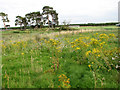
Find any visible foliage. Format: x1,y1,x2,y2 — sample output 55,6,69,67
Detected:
42,6,58,28
15,16,28,30
25,11,42,28
0,12,10,29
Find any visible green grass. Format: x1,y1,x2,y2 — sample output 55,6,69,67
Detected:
72,25,118,30
1,26,120,88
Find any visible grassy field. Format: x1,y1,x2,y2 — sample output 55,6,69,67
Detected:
1,26,120,88
72,25,118,30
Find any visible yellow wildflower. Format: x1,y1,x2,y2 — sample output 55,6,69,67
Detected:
88,65,91,68
85,37,89,40
76,47,80,50
92,62,94,64
71,46,74,48
71,42,74,44
66,80,70,84
99,33,109,40
64,84,67,86
92,48,100,54
86,51,91,56
58,50,61,52
21,53,24,55
75,39,79,42
59,75,62,78
98,54,100,57
90,38,99,46
109,34,115,38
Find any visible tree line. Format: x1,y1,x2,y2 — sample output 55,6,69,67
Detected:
69,22,118,26
0,6,59,30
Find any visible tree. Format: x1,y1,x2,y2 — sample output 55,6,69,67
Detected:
22,17,27,30
55,13,59,25
42,6,53,28
0,12,9,30
25,13,32,27
51,10,59,28
15,16,27,30
32,11,42,28
42,6,59,28
50,10,56,28
25,11,42,28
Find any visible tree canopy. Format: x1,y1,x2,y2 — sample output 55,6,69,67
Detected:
0,12,9,29
14,6,59,30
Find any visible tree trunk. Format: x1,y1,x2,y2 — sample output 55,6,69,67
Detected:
52,15,54,28
20,25,22,30
47,14,50,28
24,24,26,30
2,16,7,30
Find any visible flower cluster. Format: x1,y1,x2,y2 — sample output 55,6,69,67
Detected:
85,51,91,57
86,48,100,57
58,74,71,88
56,46,62,52
109,34,116,38
49,39,61,46
71,37,89,50
99,33,109,41
90,38,99,47
99,41,106,48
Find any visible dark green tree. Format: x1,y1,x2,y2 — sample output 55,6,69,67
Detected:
0,12,9,30
42,6,53,28
25,11,42,28
50,10,59,28
15,16,27,30
25,13,32,27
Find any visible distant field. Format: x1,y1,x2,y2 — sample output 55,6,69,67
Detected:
71,25,118,30
1,26,120,88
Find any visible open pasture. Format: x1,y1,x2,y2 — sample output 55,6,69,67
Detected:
1,26,120,88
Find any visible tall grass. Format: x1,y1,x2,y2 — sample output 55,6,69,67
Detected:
1,28,119,88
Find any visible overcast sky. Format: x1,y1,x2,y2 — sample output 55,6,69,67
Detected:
0,0,119,27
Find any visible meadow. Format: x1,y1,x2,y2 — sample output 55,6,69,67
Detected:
1,26,120,88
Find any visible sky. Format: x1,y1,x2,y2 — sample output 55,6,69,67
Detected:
0,0,119,27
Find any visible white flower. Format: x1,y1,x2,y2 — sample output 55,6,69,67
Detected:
112,57,115,60
116,65,118,68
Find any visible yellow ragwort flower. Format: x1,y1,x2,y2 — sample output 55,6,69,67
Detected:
66,80,70,84
59,75,62,78
64,84,68,86
21,53,24,55
88,65,91,68
92,62,94,64
76,47,80,50
98,54,100,57
86,51,91,56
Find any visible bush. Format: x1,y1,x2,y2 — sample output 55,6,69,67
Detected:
13,31,20,33
59,26,72,30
